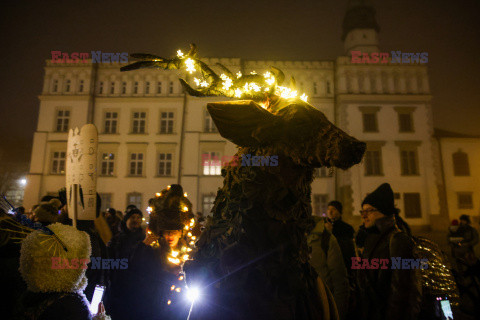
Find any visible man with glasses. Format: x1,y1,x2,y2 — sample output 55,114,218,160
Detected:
355,183,421,320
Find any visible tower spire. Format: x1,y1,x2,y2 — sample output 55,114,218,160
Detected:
342,0,380,54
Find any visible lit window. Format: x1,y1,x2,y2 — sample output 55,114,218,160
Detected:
127,192,142,209
313,194,329,216
202,194,216,215
160,112,174,134
129,153,144,176
104,112,118,134
132,112,146,134
56,110,70,132
202,152,221,175
158,153,173,176
101,153,115,176
51,151,66,174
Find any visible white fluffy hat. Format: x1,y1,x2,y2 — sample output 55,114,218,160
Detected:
19,222,91,293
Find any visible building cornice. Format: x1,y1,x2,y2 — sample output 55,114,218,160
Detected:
336,94,432,103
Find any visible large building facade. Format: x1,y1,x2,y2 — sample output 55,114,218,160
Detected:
24,1,469,229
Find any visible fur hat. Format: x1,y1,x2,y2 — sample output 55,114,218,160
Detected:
34,204,59,224
19,223,91,293
362,183,398,216
149,184,193,235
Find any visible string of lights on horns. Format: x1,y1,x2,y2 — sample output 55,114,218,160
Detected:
176,49,308,106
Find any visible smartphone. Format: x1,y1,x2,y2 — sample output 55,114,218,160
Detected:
89,285,105,314
436,297,453,319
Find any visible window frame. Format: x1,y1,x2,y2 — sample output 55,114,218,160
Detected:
55,109,70,132
131,111,147,134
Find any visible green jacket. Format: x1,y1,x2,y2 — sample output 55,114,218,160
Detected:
308,217,349,320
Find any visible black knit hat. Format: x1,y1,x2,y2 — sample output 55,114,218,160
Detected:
123,208,143,223
327,201,343,214
362,183,398,216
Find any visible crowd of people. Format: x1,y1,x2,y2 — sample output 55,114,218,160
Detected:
0,182,479,319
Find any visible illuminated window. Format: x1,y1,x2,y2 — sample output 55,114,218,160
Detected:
127,192,142,209
202,194,216,215
202,152,221,175
51,151,66,174
99,193,112,212
313,194,329,216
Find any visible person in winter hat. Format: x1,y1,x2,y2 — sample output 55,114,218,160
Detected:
33,203,58,225
355,183,421,320
15,222,110,320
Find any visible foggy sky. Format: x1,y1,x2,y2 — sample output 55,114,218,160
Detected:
1,0,479,164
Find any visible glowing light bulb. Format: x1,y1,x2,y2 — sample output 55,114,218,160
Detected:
189,241,195,246
175,287,181,292
184,192,188,197
167,300,171,305
236,71,242,78
191,236,196,240
167,185,171,190
234,88,242,98
185,58,196,74
300,93,308,102
171,250,179,258
178,276,184,281
155,192,161,197
171,285,175,291
193,78,201,86
187,248,192,252
147,206,153,213
177,50,184,58
183,206,189,212
184,225,189,230
250,71,257,75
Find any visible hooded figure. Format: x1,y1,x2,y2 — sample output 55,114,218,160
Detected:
356,183,421,320
15,223,110,320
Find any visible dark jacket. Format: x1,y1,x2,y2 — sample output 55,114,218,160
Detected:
356,216,422,320
103,228,145,319
331,218,356,270
15,291,92,320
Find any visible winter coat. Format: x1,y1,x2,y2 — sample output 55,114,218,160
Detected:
15,291,92,320
356,216,422,320
308,217,349,320
120,242,189,320
331,218,356,271
103,228,145,319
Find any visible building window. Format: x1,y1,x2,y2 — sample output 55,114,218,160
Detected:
145,82,150,94
364,149,383,176
99,193,112,212
204,110,217,133
158,153,173,176
104,112,118,134
362,113,378,132
314,167,333,178
55,110,70,132
65,80,71,92
202,194,216,215
79,80,84,93
202,152,221,175
313,82,318,95
52,80,58,92
51,151,66,174
313,194,329,216
169,81,174,94
326,81,331,94
110,82,115,94
132,112,146,134
127,192,142,210
129,153,144,176
398,113,414,132
133,81,138,94
400,149,419,175
121,81,126,94
404,193,421,218
457,192,473,209
157,82,162,94
452,151,470,176
98,82,104,94
101,153,115,176
160,112,174,134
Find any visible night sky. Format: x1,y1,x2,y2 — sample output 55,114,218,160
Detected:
1,0,479,164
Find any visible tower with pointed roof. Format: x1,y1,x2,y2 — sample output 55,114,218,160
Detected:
342,0,380,54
